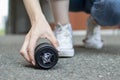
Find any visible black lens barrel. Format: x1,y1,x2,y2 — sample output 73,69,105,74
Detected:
35,43,58,69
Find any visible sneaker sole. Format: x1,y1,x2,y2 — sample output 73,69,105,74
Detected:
58,48,74,58
84,42,103,49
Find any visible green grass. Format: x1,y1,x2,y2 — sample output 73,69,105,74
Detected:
0,29,5,36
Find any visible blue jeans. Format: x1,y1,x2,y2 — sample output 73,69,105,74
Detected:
69,0,120,26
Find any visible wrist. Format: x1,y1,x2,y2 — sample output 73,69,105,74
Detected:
31,16,49,28
31,14,46,24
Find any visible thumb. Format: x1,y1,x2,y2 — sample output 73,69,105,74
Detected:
46,33,59,49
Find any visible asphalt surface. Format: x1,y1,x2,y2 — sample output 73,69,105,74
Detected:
0,35,120,80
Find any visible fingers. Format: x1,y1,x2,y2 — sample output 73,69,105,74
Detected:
20,33,38,66
27,35,38,65
20,35,31,62
20,49,30,62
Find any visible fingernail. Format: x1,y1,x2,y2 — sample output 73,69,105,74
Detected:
32,61,35,66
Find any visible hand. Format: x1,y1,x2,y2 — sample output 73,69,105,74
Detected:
20,21,58,65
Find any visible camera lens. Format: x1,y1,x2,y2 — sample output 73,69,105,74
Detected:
35,43,58,69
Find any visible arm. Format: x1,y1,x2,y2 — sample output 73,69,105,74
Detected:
23,0,45,24
20,0,58,65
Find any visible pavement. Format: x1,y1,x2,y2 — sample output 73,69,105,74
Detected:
0,35,120,80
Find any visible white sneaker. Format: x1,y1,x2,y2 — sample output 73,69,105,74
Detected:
54,23,74,57
83,16,103,49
